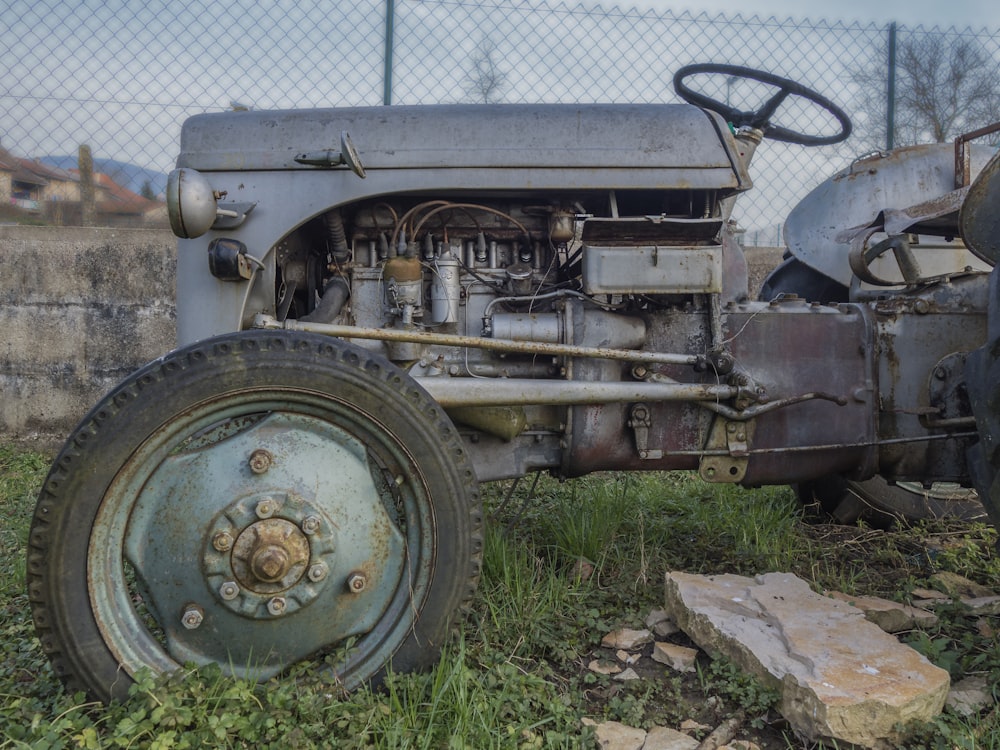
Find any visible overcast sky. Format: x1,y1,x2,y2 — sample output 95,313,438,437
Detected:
637,0,999,28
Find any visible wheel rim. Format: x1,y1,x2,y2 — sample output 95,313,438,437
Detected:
88,386,434,689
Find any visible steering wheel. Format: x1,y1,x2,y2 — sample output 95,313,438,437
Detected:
673,63,852,146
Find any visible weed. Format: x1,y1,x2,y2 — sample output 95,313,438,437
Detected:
4,444,1000,749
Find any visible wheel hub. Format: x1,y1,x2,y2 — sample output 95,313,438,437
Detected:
201,491,338,618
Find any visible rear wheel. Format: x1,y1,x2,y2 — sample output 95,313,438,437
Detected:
28,331,481,702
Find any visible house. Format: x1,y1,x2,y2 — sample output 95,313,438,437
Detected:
1,145,79,211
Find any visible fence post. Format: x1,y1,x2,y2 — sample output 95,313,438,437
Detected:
886,21,897,150
383,0,395,105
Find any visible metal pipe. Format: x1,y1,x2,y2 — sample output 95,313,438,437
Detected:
382,0,395,105
414,377,738,407
886,22,896,151
253,314,702,366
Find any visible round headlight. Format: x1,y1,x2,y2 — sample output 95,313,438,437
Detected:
166,168,219,239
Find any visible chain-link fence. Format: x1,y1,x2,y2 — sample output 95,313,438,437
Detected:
2,0,998,237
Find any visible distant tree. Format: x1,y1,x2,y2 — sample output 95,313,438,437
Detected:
140,179,156,200
465,38,508,104
851,31,1000,149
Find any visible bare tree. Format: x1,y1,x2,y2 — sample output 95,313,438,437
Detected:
851,31,1000,149
466,38,509,104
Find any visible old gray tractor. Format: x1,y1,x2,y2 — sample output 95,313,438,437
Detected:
28,64,1000,701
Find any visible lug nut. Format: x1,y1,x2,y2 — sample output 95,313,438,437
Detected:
248,449,273,474
212,531,234,552
181,604,204,630
255,498,276,519
346,572,368,593
219,581,240,600
267,597,287,616
301,515,321,535
308,562,328,582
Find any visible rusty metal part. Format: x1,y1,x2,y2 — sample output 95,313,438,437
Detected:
960,147,1000,266
248,448,273,474
346,572,368,594
253,314,702,367
954,121,1000,188
628,404,662,460
181,604,204,630
699,418,756,483
231,518,310,593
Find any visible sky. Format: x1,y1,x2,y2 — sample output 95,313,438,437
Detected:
637,0,999,28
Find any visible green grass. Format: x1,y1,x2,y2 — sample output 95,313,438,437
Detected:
3,445,1000,748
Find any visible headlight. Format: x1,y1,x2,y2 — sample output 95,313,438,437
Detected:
166,168,219,239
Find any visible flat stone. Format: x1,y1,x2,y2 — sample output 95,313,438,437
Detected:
958,595,1000,615
929,571,996,599
651,641,699,672
602,628,654,650
664,571,950,748
616,649,640,664
946,675,994,717
643,725,700,750
679,719,711,732
586,719,645,750
588,658,622,675
911,587,951,602
613,667,641,681
645,609,680,638
825,590,938,631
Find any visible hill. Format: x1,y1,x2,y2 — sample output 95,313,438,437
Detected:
39,156,168,199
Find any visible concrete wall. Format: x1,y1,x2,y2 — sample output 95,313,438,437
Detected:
0,225,176,449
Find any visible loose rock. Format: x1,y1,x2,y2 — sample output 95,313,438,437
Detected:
646,608,681,638
602,628,654,650
929,571,996,599
947,675,994,717
588,658,622,675
664,571,950,748
651,641,699,672
613,667,641,681
585,719,646,750
644,725,700,750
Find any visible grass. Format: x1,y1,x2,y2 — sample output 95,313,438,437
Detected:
2,442,1000,747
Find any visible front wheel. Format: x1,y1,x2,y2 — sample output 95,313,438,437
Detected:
28,331,482,702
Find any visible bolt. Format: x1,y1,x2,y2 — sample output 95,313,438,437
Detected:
212,531,234,552
219,581,240,600
301,515,321,535
935,367,948,381
181,604,204,629
914,299,931,314
736,432,746,442
308,562,328,582
267,597,287,616
346,572,368,593
249,449,273,474
705,467,716,478
726,423,737,433
255,498,276,519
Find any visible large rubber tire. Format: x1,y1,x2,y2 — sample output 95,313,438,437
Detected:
761,258,983,526
27,331,482,702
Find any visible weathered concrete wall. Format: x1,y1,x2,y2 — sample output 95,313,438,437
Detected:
0,225,176,449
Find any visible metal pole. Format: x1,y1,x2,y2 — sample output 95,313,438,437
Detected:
886,22,897,150
383,0,395,105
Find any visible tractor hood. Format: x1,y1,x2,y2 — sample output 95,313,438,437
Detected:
176,103,750,192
